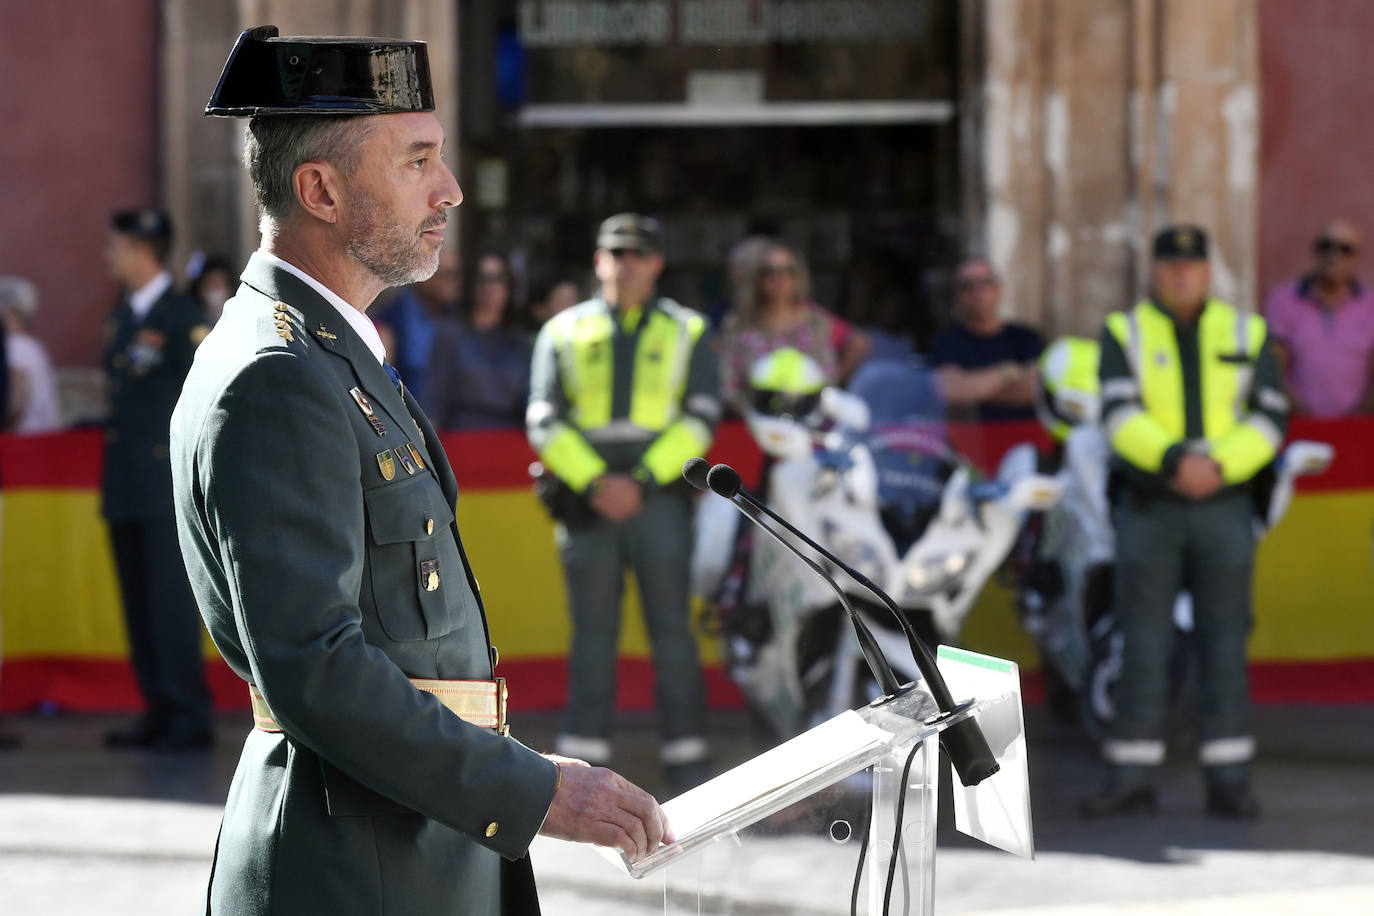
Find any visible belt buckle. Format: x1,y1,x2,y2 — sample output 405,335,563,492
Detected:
495,677,509,736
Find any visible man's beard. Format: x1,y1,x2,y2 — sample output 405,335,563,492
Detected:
345,187,444,286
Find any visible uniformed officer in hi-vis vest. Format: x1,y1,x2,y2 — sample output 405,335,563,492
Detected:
528,214,721,795
1082,225,1289,819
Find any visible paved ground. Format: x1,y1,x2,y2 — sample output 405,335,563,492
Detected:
1,701,1371,914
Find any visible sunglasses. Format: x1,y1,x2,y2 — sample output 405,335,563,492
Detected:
760,264,797,277
607,247,649,260
1315,237,1357,257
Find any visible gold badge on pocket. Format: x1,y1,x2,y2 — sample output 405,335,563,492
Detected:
420,559,440,592
376,450,396,481
395,446,416,475
406,442,426,470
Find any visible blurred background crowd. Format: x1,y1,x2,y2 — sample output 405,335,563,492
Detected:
1,0,1372,806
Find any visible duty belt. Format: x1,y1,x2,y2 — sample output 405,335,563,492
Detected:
250,678,509,735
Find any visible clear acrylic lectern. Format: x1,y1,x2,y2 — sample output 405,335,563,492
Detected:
579,646,1034,915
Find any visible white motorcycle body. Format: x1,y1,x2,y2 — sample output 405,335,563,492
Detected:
691,387,1062,733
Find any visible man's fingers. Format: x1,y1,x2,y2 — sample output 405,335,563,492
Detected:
538,764,670,860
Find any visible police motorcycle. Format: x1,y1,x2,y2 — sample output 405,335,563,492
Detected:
691,349,1061,737
1005,336,1334,733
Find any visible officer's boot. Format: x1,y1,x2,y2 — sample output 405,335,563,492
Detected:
1204,764,1260,819
1079,765,1159,818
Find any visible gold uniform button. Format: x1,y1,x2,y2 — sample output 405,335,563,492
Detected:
485,822,499,837
426,518,434,535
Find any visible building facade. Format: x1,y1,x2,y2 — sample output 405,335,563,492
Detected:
0,0,1368,371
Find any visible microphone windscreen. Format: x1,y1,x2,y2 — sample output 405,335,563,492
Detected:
706,463,743,498
682,457,711,491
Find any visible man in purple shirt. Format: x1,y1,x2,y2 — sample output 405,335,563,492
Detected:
1264,219,1374,417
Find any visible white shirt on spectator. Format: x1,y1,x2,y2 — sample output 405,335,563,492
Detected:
6,331,60,433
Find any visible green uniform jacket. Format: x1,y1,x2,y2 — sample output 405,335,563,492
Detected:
170,254,558,915
102,286,206,521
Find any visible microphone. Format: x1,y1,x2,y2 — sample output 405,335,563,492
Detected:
683,455,712,492
686,458,1000,787
686,459,902,697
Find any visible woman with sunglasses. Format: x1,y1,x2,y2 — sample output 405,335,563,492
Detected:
718,239,870,414
426,251,534,430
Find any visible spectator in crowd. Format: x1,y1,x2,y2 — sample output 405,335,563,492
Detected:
372,240,460,411
426,251,533,430
528,213,720,794
719,238,871,413
0,276,60,433
528,273,580,327
101,207,213,751
186,253,237,325
1264,219,1374,417
929,257,1043,421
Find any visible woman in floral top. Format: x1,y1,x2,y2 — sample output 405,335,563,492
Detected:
718,239,871,414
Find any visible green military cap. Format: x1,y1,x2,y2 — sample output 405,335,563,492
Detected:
596,213,662,253
205,25,434,117
1152,224,1209,261
112,207,172,243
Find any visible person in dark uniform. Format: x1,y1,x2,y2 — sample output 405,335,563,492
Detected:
1082,225,1289,819
176,27,670,915
102,207,213,750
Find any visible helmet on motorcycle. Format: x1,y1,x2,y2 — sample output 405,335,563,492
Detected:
748,347,826,420
1036,336,1100,441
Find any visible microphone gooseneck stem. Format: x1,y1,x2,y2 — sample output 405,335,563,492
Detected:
729,497,904,698
732,487,957,713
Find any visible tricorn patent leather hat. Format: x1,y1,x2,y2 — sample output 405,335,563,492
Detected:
206,25,434,117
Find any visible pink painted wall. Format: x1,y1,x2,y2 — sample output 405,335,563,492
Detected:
1259,0,1374,300
0,2,160,366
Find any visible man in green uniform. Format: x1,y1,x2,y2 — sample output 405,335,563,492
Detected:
175,27,670,914
102,207,213,750
528,214,720,795
1082,225,1289,819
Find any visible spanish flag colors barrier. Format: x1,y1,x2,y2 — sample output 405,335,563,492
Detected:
1,419,1371,714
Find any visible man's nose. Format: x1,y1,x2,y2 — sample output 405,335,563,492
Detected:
434,160,463,209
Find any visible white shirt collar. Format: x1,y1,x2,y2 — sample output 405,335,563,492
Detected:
257,250,386,365
127,271,172,321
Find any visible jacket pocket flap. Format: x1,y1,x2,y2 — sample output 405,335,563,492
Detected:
364,475,453,545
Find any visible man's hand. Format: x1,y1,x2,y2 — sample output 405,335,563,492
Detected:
538,756,675,862
990,362,1037,407
1171,453,1224,499
588,474,643,521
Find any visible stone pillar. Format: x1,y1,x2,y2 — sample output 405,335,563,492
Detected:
974,0,1259,337
161,0,460,272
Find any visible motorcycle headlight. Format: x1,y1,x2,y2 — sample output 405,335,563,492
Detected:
906,552,973,596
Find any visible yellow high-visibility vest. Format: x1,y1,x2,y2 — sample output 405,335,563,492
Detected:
1104,299,1278,483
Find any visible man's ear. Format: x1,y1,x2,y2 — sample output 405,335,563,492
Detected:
293,161,343,225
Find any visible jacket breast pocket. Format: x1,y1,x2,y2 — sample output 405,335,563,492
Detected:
363,475,461,642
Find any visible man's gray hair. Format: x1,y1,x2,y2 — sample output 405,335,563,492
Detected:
244,115,374,225
0,275,38,320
